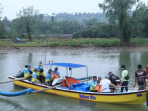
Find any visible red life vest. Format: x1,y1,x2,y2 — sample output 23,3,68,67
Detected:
51,73,59,80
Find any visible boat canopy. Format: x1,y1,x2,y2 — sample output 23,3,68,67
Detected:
45,63,86,68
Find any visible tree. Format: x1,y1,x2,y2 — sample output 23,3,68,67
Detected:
0,4,2,20
0,4,7,39
99,0,141,44
142,9,148,37
16,6,39,41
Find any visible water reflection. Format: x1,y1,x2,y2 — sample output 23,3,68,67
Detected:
0,51,148,111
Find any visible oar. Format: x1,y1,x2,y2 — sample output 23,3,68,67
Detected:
33,86,56,93
0,78,25,84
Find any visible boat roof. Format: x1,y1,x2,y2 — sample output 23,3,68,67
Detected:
45,63,86,68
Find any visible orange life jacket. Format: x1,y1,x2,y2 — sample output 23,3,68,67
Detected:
95,85,102,93
51,73,59,80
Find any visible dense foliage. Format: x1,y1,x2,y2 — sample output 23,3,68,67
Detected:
0,1,148,42
73,24,119,38
99,0,147,43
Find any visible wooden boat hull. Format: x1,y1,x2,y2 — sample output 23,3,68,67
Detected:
8,76,148,105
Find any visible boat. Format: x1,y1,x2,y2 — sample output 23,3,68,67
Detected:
7,63,148,105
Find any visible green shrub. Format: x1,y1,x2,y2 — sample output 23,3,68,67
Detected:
49,42,59,47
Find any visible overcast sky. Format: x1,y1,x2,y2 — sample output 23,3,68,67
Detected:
0,0,148,20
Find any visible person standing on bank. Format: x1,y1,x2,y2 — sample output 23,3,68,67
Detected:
120,65,129,92
133,64,146,90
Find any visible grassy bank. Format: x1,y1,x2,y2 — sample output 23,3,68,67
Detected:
0,38,148,47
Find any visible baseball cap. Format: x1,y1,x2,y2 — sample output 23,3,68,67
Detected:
98,76,102,79
105,75,109,78
39,61,42,64
34,68,37,71
108,72,112,75
27,64,31,67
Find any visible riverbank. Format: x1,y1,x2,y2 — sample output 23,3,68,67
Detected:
0,38,148,47
1,38,148,53
1,45,148,54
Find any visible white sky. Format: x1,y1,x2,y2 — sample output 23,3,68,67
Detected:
0,0,148,20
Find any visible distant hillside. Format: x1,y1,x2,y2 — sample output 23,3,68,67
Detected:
43,12,107,23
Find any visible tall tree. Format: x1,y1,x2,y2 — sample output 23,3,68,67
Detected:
0,4,2,20
16,6,39,41
0,4,7,39
99,0,141,44
142,8,148,37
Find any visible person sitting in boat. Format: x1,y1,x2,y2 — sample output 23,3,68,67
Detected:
37,69,45,83
144,65,148,89
133,64,147,90
31,68,40,83
99,76,117,93
90,76,97,92
52,67,60,78
108,72,120,93
24,64,33,81
95,76,102,93
22,65,28,73
16,65,28,78
36,61,43,72
46,69,54,86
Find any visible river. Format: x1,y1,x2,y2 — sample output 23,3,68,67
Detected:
0,50,148,111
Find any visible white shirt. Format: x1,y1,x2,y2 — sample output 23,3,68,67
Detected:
100,79,111,92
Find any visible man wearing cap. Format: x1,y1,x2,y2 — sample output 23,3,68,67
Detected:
99,76,117,93
31,68,39,83
24,64,33,81
46,69,54,86
108,72,120,92
121,65,129,92
95,76,102,92
36,61,43,72
52,67,60,78
37,69,45,83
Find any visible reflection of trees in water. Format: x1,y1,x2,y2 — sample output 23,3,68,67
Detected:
28,53,33,63
119,52,132,78
118,52,148,83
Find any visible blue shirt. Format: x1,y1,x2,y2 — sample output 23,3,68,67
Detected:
53,70,60,77
90,80,97,86
24,68,29,74
32,72,37,78
36,65,43,71
90,80,97,90
46,72,51,79
22,68,26,73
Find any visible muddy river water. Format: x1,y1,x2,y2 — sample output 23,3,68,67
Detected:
0,50,148,111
